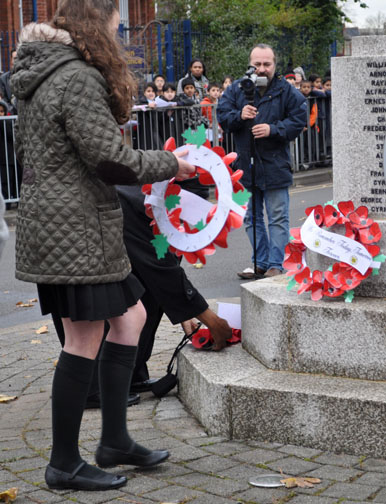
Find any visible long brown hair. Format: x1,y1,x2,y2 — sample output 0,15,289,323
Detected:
52,0,135,124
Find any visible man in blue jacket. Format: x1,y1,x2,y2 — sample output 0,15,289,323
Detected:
217,44,307,279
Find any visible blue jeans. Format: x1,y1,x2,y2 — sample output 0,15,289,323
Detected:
244,187,289,271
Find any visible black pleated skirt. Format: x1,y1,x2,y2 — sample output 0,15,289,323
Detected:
37,273,145,322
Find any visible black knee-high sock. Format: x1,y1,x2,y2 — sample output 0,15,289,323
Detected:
50,351,95,472
99,341,150,452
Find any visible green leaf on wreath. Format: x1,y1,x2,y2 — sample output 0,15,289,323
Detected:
373,254,386,263
232,189,252,206
181,124,207,148
151,233,170,259
344,290,355,303
165,194,181,210
327,265,333,272
194,219,206,231
372,268,380,276
324,200,339,210
289,236,295,241
287,277,297,291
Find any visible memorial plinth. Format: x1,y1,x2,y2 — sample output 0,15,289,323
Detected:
178,36,386,457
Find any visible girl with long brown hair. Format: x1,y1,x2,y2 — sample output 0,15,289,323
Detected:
11,0,194,492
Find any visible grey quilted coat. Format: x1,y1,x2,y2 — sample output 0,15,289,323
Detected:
11,23,178,285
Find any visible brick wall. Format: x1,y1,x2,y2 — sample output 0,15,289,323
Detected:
128,0,155,27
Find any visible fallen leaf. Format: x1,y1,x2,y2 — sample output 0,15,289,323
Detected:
280,477,321,489
28,298,38,303
35,326,48,335
0,487,18,502
0,395,17,404
193,262,204,269
16,302,34,308
30,339,42,345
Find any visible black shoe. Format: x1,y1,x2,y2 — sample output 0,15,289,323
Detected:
131,378,159,393
95,443,169,468
45,461,127,491
85,393,140,409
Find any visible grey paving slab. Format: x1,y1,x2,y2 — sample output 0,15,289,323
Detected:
354,470,386,486
277,444,323,459
266,456,322,475
142,484,207,502
320,481,379,500
217,464,273,482
306,464,363,482
234,485,289,503
231,447,287,465
200,441,250,456
188,495,237,504
371,486,386,503
170,472,250,497
288,496,337,504
355,457,386,472
314,452,362,467
118,474,169,495
184,454,239,474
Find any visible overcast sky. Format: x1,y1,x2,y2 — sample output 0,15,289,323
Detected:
340,0,386,27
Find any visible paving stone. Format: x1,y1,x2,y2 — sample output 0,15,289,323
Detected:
371,487,386,503
200,441,249,456
354,470,386,486
70,488,129,503
278,444,322,459
187,436,228,447
288,496,337,504
137,462,192,478
231,447,287,465
169,445,210,462
355,457,386,472
185,454,239,474
104,474,166,495
321,481,379,500
314,452,361,467
189,495,238,504
217,463,273,482
0,468,18,483
4,456,46,473
246,440,283,450
306,465,363,482
113,494,158,504
234,485,288,503
18,488,67,503
266,456,322,476
170,472,250,497
143,484,206,502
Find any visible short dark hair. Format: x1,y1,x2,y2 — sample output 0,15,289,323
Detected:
163,82,176,92
322,77,331,84
208,82,220,91
143,82,157,93
300,80,311,86
188,59,206,76
153,74,165,82
308,73,320,83
181,77,196,90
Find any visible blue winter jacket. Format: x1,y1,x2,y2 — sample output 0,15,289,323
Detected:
217,75,307,190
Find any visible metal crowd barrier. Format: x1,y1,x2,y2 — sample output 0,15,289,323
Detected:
0,115,21,205
1,97,331,204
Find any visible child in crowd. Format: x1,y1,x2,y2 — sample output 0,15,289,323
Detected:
161,82,177,102
309,73,323,91
156,83,180,144
323,77,331,92
221,76,233,93
201,82,221,127
299,80,318,169
0,101,7,116
138,82,157,108
284,69,296,86
153,74,165,96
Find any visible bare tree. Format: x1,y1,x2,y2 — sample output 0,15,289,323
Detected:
364,11,386,33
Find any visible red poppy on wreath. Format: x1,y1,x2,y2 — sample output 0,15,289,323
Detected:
143,126,251,265
285,200,384,302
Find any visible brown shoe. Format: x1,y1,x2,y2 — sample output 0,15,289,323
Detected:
237,267,266,280
264,268,283,278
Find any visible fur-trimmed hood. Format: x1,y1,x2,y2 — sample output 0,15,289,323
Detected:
11,23,81,100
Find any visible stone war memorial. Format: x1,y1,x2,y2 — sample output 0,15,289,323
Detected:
178,36,386,457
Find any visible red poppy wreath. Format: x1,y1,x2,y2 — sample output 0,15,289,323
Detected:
142,126,251,265
284,200,385,302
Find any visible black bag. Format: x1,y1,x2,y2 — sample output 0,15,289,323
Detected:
151,323,201,398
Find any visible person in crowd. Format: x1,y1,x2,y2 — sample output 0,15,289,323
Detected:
217,43,306,280
153,74,165,96
323,77,331,92
284,68,296,86
136,83,162,149
222,76,233,93
0,192,8,260
138,82,157,108
201,82,221,127
160,82,177,102
0,100,8,116
0,49,17,114
299,80,318,169
11,0,194,492
156,82,181,144
177,59,209,100
178,77,208,130
309,73,323,91
294,66,305,89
